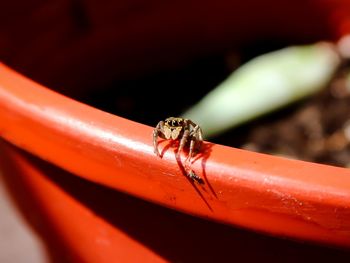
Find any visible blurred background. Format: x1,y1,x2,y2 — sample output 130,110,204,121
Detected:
0,172,48,263
1,0,350,165
1,0,350,262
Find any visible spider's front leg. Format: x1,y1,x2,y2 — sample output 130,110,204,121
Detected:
188,125,203,161
177,128,190,158
153,121,164,157
195,126,203,152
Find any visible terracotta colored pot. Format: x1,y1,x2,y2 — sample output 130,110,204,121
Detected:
1,0,350,262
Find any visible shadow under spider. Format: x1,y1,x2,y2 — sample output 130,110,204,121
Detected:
159,140,216,211
191,142,217,199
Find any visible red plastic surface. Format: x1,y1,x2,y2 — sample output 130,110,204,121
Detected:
1,63,350,252
0,141,165,262
2,141,350,262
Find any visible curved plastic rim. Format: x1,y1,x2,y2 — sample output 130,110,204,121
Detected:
0,63,350,247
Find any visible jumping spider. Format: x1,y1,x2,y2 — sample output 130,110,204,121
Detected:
153,117,203,158
153,117,203,161
153,117,204,183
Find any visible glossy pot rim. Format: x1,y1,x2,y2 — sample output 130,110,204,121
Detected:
1,63,350,247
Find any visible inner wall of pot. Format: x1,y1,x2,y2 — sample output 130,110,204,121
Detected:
0,0,343,128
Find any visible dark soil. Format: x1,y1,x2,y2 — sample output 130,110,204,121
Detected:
217,65,350,167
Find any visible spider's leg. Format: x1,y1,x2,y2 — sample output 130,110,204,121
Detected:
187,120,202,150
153,121,164,157
188,124,204,162
187,119,198,130
188,137,196,162
187,126,198,161
195,127,203,153
177,129,189,158
153,130,160,156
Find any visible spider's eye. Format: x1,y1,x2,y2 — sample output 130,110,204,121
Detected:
172,120,177,126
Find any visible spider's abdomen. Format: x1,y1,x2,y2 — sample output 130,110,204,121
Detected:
164,126,183,140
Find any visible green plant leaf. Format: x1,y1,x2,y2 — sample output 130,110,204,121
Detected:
182,42,341,138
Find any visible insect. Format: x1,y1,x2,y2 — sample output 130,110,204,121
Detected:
153,117,203,161
187,170,204,184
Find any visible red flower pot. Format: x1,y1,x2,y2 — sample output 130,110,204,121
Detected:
1,0,350,261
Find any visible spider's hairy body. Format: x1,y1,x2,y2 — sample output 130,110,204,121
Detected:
153,117,204,183
153,117,203,161
162,117,185,140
